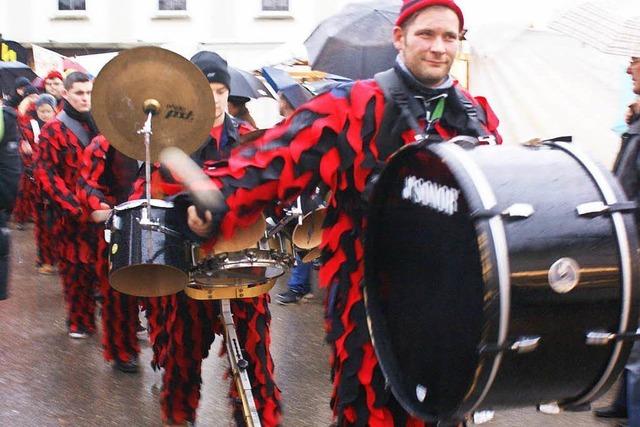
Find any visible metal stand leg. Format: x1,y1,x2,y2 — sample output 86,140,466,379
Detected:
221,299,261,427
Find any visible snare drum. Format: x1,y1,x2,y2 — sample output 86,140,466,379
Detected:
365,140,640,423
108,199,191,297
190,219,294,288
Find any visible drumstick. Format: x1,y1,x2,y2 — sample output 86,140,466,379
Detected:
159,146,226,215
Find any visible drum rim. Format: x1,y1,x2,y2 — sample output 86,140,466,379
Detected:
114,198,174,211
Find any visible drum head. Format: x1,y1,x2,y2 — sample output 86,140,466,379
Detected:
365,143,485,421
110,264,188,297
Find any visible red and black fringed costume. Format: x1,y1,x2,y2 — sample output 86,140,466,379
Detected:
13,106,39,225
131,115,282,426
77,134,142,364
33,109,101,335
17,108,58,268
201,70,501,427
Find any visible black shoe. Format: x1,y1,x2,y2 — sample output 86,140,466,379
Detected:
114,357,139,373
593,406,627,419
276,289,313,305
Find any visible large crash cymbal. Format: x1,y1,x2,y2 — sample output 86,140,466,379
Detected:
92,46,215,162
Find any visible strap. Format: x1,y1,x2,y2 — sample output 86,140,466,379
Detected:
184,279,276,300
30,119,41,144
375,69,425,141
57,111,90,147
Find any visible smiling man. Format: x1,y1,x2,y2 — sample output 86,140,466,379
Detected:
185,1,501,425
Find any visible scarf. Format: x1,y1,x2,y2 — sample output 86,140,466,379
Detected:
63,101,99,141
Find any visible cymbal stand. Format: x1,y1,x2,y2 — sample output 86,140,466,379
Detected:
137,111,154,224
221,298,261,427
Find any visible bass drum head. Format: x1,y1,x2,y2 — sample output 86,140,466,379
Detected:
365,143,485,421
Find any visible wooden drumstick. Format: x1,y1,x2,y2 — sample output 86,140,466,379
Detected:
159,146,226,216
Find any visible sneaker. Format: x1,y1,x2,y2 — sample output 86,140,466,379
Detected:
68,326,90,339
114,357,139,374
276,289,313,305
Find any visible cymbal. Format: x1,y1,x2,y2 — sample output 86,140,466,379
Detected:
92,46,215,162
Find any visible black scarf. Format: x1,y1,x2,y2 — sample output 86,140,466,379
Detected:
63,101,100,141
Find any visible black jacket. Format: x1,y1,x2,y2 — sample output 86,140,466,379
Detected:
0,107,22,211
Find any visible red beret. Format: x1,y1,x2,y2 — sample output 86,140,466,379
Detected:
395,0,464,30
45,70,64,81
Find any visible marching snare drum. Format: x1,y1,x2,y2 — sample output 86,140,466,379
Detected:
364,140,640,423
190,216,294,288
109,199,191,297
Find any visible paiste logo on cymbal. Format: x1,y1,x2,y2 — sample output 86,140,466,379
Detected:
165,104,194,121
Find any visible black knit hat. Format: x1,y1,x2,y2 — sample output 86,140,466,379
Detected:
190,51,231,89
22,85,39,97
14,77,31,90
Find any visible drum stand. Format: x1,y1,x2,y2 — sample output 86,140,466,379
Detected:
221,298,262,427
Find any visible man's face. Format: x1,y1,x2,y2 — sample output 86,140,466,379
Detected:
36,104,55,122
392,6,461,87
209,82,229,124
45,78,64,99
628,57,640,95
63,81,92,112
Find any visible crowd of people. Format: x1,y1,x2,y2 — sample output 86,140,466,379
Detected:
0,0,638,426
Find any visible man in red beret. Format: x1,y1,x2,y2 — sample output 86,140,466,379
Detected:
186,1,501,425
44,70,65,111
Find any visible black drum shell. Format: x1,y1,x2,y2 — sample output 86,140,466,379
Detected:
364,142,640,422
109,201,191,297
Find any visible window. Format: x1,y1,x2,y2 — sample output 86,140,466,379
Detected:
159,0,186,11
262,0,289,12
58,0,85,10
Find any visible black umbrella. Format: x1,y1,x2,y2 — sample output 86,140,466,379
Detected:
228,67,274,100
0,61,37,98
304,1,400,80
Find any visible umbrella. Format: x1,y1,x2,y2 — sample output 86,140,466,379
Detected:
0,61,38,98
548,0,640,57
228,67,274,100
304,0,400,80
261,66,314,108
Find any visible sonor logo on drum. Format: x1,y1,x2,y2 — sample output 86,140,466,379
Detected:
165,104,194,121
401,176,460,216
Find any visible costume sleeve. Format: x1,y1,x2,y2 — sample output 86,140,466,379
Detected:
34,122,83,217
77,135,111,214
203,81,383,244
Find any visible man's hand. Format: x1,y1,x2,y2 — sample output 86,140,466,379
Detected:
90,202,112,223
187,205,213,237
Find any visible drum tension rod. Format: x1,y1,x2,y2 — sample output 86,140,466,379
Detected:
576,201,638,217
586,330,640,345
471,203,535,221
479,336,541,355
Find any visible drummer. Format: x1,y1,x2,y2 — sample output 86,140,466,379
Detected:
128,51,282,427
185,0,502,425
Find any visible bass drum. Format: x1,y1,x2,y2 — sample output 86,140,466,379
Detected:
364,140,640,423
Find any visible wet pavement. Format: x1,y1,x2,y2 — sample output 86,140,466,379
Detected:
0,224,626,426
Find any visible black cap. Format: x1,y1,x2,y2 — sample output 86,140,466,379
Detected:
14,76,31,89
21,85,39,97
190,51,231,90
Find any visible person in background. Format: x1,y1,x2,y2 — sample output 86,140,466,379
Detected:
18,94,58,274
0,101,24,299
5,77,32,110
227,95,257,128
44,70,65,109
